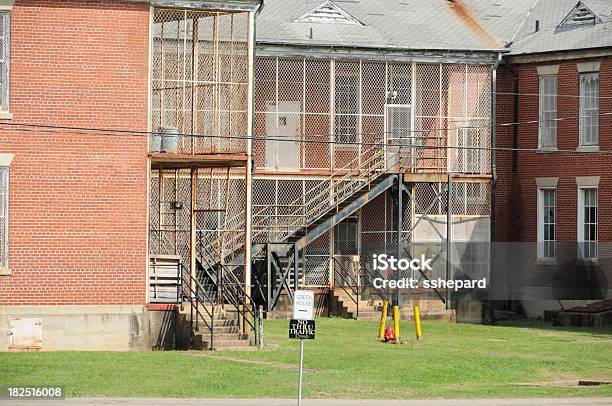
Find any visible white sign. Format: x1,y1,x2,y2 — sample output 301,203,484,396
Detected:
293,290,314,320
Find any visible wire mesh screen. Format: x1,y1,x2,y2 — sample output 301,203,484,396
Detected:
152,8,250,154
149,167,247,275
304,232,330,287
254,57,492,174
249,177,490,288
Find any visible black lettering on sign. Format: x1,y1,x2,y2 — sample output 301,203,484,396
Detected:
289,319,315,340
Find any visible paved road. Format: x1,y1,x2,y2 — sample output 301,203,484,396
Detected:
2,398,611,405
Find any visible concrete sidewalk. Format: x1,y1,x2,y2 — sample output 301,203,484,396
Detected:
2,398,611,405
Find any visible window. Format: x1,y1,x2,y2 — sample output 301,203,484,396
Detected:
334,73,359,145
385,104,412,168
334,216,358,255
0,166,8,269
457,126,482,173
578,188,597,260
539,75,557,149
537,188,556,259
579,72,599,146
0,11,9,112
388,72,411,105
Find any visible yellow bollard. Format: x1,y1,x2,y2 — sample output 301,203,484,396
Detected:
414,305,422,339
378,300,388,339
393,305,400,342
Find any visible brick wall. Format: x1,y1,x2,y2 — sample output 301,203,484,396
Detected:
495,56,612,243
0,0,150,305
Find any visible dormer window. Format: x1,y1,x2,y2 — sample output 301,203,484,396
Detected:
295,1,362,25
557,1,602,28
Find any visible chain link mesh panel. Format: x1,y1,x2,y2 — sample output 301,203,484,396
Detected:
304,232,330,287
254,58,492,174
152,8,249,154
150,167,247,276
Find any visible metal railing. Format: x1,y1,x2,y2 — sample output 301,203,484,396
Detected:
179,263,216,350
197,138,400,262
361,261,391,304
252,139,395,243
191,142,412,311
332,256,361,319
195,231,256,338
217,265,256,337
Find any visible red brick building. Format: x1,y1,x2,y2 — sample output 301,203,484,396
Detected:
0,0,150,306
1,0,609,351
0,0,260,351
488,0,612,315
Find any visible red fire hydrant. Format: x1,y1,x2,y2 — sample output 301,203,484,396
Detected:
384,325,395,343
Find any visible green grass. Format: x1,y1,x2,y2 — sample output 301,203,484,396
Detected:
1,319,611,399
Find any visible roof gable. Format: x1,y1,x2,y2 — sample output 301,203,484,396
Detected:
295,1,362,25
557,1,602,28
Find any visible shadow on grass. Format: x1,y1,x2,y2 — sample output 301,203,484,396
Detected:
494,319,612,337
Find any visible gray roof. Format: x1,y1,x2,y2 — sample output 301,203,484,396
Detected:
465,0,612,55
509,0,612,55
255,0,612,57
256,0,504,52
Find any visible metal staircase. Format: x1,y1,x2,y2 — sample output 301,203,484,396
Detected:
194,140,408,315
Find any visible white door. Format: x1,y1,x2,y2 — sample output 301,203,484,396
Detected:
265,101,301,170
384,104,412,170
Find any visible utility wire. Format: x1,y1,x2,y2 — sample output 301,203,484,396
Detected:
0,109,609,139
1,116,612,156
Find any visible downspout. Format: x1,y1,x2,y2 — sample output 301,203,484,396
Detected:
244,0,264,301
511,66,519,175
489,52,503,324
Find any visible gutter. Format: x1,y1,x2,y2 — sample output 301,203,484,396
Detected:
243,0,263,301
256,39,509,55
256,42,507,65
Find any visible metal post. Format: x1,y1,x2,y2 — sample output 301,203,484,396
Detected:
294,243,299,293
258,305,264,350
266,243,272,312
297,339,304,406
211,304,215,351
190,168,197,295
446,174,452,310
245,9,256,306
396,174,403,307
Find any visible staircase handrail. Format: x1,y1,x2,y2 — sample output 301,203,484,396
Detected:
180,263,216,350
332,255,360,319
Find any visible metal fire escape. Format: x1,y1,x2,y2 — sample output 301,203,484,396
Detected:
194,137,429,312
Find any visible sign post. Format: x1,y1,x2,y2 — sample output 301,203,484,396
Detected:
289,290,315,406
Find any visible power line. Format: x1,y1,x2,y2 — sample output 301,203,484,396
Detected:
1,116,612,156
494,90,612,100
0,109,609,140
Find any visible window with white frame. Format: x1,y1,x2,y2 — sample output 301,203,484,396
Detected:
578,188,597,260
334,73,359,145
537,188,556,259
579,72,599,146
0,166,8,268
539,75,557,149
0,11,9,112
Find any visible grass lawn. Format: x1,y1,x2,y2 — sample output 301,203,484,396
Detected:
1,319,611,399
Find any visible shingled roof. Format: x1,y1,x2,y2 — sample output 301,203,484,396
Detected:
255,0,612,56
464,0,612,55
256,0,504,52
